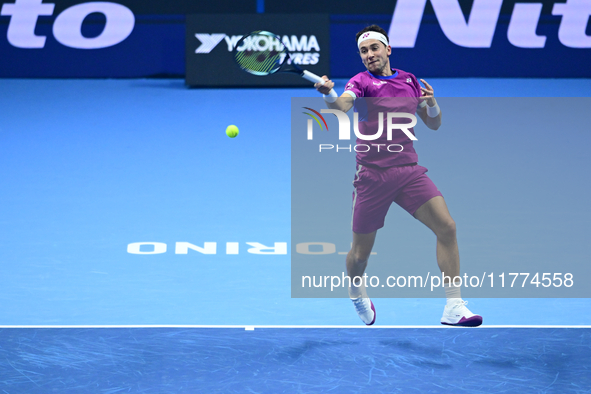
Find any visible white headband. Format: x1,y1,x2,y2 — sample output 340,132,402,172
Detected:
357,31,389,49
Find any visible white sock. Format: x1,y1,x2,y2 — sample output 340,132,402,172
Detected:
444,282,462,306
349,281,365,298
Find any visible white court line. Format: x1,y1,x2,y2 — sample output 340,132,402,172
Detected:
0,325,590,329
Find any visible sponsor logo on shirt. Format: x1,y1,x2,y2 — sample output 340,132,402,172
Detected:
406,78,412,83
346,82,355,90
373,81,387,86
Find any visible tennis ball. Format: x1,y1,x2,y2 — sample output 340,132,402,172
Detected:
226,125,239,138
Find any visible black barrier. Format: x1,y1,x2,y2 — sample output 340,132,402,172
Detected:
185,14,330,88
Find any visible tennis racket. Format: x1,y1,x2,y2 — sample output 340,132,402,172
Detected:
233,30,338,97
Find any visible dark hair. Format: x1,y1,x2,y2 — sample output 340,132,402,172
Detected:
355,25,389,47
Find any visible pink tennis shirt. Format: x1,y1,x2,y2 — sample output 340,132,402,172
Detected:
344,69,423,168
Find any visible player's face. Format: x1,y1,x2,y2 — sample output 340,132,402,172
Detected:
359,39,392,76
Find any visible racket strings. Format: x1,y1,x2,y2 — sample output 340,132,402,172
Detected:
235,50,282,74
234,33,286,75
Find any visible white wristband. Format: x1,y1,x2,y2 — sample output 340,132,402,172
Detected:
323,94,337,103
427,102,440,117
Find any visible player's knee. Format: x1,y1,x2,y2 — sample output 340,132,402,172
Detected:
349,250,369,265
437,219,456,242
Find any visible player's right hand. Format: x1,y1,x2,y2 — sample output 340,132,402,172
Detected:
314,75,334,95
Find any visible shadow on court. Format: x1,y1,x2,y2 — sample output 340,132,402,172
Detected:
1,328,588,393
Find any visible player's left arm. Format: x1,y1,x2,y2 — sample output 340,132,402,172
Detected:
416,79,442,130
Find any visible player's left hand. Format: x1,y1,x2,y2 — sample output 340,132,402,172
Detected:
420,79,436,107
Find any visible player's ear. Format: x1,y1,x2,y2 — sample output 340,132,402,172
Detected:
387,45,392,56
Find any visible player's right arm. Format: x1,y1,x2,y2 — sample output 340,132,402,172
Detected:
314,76,354,113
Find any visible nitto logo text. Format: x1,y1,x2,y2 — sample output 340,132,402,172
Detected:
1,0,135,49
389,0,591,48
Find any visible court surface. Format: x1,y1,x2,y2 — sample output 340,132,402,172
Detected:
1,78,590,392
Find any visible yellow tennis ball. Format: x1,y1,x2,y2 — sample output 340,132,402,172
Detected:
226,125,239,138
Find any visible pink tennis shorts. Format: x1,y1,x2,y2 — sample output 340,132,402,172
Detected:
351,163,443,234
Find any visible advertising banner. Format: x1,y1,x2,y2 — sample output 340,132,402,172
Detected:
331,0,591,78
185,14,330,87
0,0,185,77
2,0,589,78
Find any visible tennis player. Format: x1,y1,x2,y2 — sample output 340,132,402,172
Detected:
315,25,482,327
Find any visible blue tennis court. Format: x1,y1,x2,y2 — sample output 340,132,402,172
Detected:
1,327,589,393
1,78,590,392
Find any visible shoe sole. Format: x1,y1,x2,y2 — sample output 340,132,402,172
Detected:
441,315,482,327
366,301,376,326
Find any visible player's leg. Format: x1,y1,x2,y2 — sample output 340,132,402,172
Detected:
347,230,378,325
414,196,482,327
394,166,482,327
348,165,396,325
348,165,387,326
346,166,391,326
392,167,457,281
346,230,377,282
413,196,459,281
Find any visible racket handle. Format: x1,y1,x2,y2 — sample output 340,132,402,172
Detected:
301,70,338,98
301,70,325,84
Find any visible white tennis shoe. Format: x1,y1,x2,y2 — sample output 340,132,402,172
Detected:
441,300,482,327
349,287,376,325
